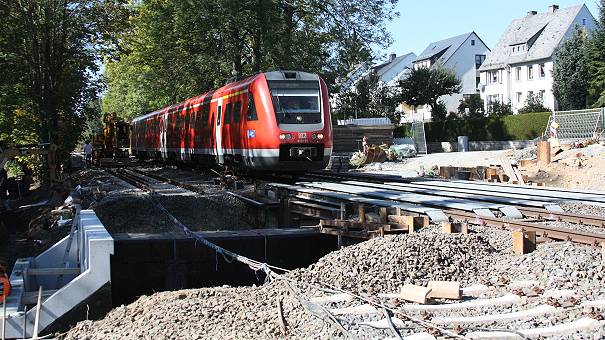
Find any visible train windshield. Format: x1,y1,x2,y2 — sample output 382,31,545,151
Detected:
269,81,321,124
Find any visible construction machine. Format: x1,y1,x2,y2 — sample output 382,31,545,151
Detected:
91,113,131,166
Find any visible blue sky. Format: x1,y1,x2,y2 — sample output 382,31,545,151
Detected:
382,1,600,60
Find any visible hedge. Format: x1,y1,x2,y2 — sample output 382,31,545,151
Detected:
394,112,551,142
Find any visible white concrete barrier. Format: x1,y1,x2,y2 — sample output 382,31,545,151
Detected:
5,209,113,338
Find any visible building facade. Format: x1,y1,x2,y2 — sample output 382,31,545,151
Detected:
479,4,596,114
404,32,490,121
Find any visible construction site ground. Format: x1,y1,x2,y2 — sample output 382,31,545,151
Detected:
354,144,605,191
4,158,605,339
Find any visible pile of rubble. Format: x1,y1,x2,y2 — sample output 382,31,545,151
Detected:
289,233,498,293
62,229,603,339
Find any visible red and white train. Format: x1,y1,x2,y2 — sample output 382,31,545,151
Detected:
130,70,333,172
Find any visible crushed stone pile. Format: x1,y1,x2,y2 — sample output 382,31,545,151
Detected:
64,232,501,339
64,282,332,340
290,233,498,293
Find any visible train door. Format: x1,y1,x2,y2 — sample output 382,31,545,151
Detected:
215,98,224,164
160,112,168,159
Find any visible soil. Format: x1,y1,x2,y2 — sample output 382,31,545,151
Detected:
520,149,605,190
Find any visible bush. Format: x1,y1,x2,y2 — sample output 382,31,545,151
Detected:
489,101,513,116
393,124,412,138
423,111,551,142
458,94,485,118
518,94,549,113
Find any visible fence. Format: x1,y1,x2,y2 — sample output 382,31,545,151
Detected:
545,108,605,141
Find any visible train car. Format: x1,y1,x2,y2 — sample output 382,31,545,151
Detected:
130,70,333,172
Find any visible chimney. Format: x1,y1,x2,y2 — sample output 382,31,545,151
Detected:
548,4,559,13
389,53,397,62
527,10,538,16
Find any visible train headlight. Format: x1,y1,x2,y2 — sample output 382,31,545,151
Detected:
317,133,324,140
279,133,292,140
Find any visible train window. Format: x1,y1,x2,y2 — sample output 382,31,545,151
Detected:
247,95,258,121
216,106,222,126
224,103,232,124
271,89,320,124
201,103,210,126
233,101,242,123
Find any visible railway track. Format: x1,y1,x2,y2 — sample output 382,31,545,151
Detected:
302,171,605,228
278,172,605,246
106,166,605,246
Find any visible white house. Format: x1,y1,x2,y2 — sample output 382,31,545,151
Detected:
405,32,490,121
339,52,417,92
372,52,417,86
479,4,596,114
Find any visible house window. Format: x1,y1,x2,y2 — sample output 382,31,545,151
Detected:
539,64,545,78
471,39,476,46
516,67,522,81
583,18,587,26
489,70,499,84
528,91,534,98
516,92,522,103
528,65,534,80
539,90,545,100
475,55,486,69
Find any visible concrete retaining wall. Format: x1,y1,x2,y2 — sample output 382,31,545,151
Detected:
427,140,535,153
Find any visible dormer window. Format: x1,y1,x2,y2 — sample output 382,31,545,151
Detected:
511,44,526,54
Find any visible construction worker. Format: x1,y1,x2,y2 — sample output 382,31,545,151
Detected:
83,140,93,168
0,262,10,303
362,136,369,153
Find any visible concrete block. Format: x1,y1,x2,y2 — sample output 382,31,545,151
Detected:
427,281,461,300
400,284,432,304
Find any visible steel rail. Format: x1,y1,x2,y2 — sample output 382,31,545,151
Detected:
443,209,605,246
129,168,206,194
516,207,605,228
307,171,605,228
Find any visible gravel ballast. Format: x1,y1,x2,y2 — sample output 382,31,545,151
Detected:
63,227,605,339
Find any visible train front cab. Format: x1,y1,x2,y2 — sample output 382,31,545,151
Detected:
250,71,332,172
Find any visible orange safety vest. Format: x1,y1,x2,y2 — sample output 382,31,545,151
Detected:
0,274,10,303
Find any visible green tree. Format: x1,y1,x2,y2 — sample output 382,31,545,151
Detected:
333,72,400,122
103,0,399,122
587,0,605,107
518,94,549,114
553,27,589,110
457,94,485,118
0,0,130,167
398,65,461,121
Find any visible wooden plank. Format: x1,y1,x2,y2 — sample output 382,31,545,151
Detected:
500,158,519,183
512,229,536,254
537,141,551,165
319,219,391,230
513,167,526,184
